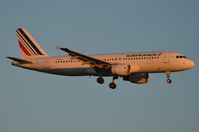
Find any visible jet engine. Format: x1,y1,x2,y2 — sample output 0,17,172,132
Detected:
111,64,140,76
123,73,149,84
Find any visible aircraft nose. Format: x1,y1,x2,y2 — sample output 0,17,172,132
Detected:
188,60,195,69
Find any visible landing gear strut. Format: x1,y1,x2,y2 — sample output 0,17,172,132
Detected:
97,77,104,84
109,76,118,89
166,72,172,84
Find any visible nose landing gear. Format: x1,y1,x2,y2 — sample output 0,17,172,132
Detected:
167,79,172,83
166,72,172,84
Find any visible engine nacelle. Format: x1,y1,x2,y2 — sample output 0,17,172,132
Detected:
111,64,140,76
111,64,130,76
123,73,149,84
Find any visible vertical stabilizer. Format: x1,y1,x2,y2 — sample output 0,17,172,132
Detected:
16,28,48,58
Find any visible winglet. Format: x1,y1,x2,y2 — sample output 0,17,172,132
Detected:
56,45,70,52
56,45,61,50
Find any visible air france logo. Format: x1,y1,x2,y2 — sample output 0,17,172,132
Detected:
126,53,162,57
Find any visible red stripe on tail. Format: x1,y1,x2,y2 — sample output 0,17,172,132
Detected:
18,39,31,56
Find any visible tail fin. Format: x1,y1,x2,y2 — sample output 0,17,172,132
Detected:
16,28,48,59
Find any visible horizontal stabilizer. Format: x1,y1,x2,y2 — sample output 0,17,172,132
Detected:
6,56,33,64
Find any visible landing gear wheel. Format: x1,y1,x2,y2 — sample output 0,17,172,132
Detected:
109,82,116,89
108,75,118,89
167,79,172,84
97,77,104,84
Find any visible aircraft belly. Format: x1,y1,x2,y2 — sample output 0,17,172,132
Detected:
46,68,99,76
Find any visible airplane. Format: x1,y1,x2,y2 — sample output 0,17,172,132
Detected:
7,28,195,89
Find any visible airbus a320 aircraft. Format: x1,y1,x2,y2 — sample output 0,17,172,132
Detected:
7,28,195,89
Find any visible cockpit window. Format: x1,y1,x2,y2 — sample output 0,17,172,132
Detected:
176,55,187,59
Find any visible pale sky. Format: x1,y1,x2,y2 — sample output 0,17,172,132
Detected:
1,0,199,132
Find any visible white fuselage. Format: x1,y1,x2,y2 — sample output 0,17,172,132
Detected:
13,51,195,77
9,28,195,88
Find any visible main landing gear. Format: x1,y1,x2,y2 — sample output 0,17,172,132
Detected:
109,76,118,89
166,71,172,84
96,76,118,89
109,82,116,89
97,77,104,84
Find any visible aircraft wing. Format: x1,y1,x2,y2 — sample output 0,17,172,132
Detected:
6,56,33,64
59,47,111,69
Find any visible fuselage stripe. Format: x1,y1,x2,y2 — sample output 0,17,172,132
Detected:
18,39,31,56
